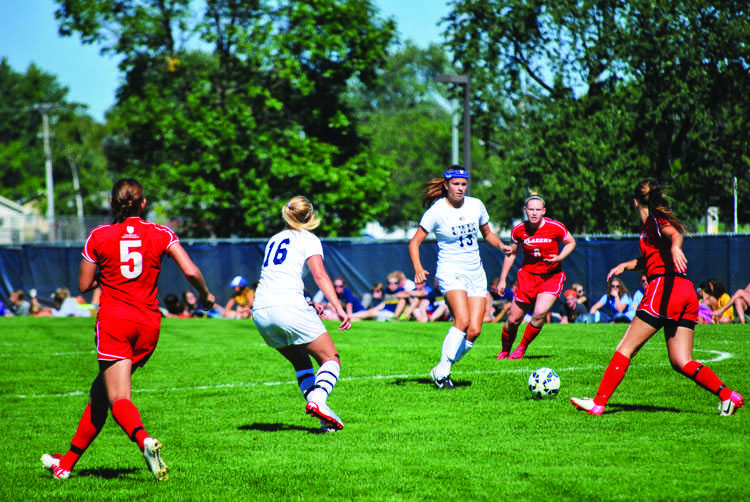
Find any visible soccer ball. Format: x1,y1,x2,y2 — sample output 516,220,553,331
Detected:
528,368,560,399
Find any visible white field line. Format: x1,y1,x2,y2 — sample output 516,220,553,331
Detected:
10,349,731,399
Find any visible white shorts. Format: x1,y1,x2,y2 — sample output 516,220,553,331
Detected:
436,267,487,298
252,304,326,349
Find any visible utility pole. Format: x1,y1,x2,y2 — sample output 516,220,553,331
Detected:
35,103,56,241
436,74,471,193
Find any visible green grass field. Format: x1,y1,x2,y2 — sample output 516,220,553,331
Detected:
2,318,747,501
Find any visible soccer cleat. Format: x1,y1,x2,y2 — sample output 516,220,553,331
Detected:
430,367,455,390
570,397,605,416
143,437,169,481
319,420,338,433
718,391,745,416
441,375,456,390
41,453,70,480
496,351,509,360
508,346,526,360
306,400,344,431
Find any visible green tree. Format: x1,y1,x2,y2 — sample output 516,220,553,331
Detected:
347,41,517,231
56,0,398,237
0,58,107,223
444,0,750,233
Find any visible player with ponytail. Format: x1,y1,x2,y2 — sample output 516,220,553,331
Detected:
42,178,215,480
571,179,744,416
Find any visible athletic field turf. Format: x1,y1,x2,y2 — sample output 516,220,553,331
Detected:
3,318,747,501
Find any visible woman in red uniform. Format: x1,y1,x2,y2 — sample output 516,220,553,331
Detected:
42,178,215,480
496,193,576,360
571,179,744,416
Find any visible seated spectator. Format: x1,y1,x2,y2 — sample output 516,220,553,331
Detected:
699,278,734,324
8,289,31,316
697,285,713,324
51,287,92,317
421,277,450,322
712,280,749,324
572,282,589,310
182,289,206,318
359,283,384,310
162,293,191,318
222,275,254,319
402,280,433,322
588,278,632,323
27,289,51,316
351,272,407,321
559,289,587,323
331,275,366,319
362,282,385,310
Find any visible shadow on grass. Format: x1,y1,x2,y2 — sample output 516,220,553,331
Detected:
76,467,139,479
390,377,472,389
237,422,323,434
604,403,685,414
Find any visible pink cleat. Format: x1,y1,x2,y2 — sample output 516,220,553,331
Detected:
496,351,509,360
570,397,605,416
508,346,526,360
718,391,744,416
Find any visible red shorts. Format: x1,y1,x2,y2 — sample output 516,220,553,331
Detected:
637,275,698,325
514,268,565,304
95,317,160,367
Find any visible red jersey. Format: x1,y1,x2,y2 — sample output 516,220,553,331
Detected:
82,217,179,328
639,215,681,278
511,218,569,275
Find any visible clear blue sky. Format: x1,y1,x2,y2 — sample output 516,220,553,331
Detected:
0,0,450,122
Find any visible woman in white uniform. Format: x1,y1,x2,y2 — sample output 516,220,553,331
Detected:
409,167,510,389
253,196,351,430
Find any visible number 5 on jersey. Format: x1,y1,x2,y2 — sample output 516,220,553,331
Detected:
120,240,143,278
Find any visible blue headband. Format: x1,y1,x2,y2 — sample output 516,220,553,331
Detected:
443,168,469,180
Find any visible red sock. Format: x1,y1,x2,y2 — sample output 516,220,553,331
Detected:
60,405,108,471
594,351,631,406
501,327,515,353
519,323,542,349
682,360,732,400
111,399,149,450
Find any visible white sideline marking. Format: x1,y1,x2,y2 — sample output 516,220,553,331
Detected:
10,349,731,399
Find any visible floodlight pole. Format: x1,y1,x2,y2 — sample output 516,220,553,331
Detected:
436,74,471,194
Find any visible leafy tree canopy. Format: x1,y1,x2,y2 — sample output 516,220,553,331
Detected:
444,0,750,233
55,0,398,237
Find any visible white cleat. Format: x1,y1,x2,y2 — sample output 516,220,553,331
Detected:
306,400,344,431
41,453,70,479
570,396,605,416
143,437,169,481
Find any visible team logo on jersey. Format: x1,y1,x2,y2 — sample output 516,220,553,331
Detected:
524,237,553,245
452,222,478,236
123,226,140,239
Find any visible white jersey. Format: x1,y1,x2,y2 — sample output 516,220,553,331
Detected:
253,228,323,309
418,196,489,273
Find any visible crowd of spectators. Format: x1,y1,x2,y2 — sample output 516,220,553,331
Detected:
4,272,747,326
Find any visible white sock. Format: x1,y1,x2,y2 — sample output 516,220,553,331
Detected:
308,359,340,403
454,339,474,364
436,327,465,377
